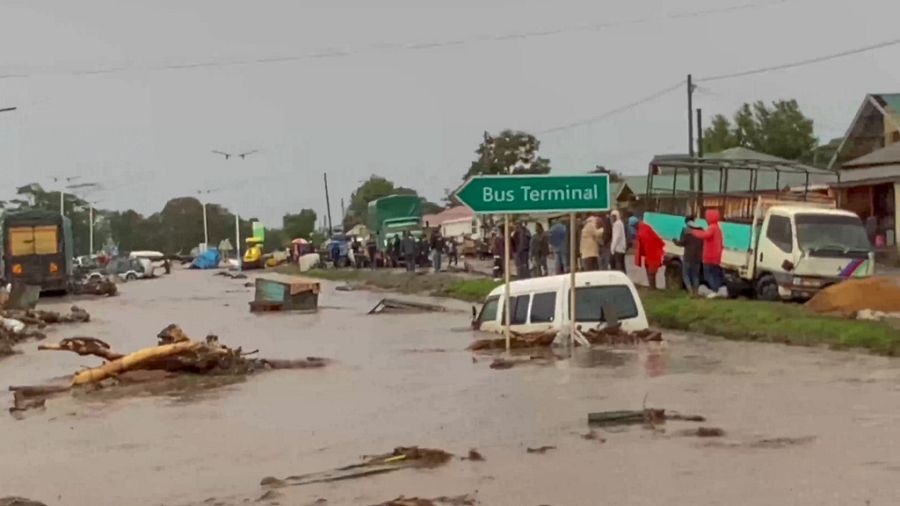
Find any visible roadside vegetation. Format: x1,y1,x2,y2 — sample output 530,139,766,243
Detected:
290,268,900,356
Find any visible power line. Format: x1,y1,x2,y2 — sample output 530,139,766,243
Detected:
0,0,792,80
698,37,900,82
538,81,684,134
538,35,900,134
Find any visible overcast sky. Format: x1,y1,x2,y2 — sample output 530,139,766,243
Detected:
1,0,899,225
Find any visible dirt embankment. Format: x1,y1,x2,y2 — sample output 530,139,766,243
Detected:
806,276,900,314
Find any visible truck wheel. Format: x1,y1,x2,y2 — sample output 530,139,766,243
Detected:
755,274,779,301
126,272,138,281
664,259,684,291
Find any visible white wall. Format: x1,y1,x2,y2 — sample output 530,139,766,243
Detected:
442,217,481,240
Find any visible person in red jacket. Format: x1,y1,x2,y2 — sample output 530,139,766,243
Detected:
691,209,725,296
634,214,665,289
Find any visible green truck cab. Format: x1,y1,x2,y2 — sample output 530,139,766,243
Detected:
2,210,74,293
367,195,423,251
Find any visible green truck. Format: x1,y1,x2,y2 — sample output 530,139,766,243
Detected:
366,194,423,252
2,210,75,293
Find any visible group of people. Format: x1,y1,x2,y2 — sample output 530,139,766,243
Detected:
488,208,725,295
490,211,636,280
350,229,459,272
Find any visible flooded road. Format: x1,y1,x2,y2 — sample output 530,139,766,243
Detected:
2,270,900,505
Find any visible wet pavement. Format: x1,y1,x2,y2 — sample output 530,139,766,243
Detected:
2,269,900,505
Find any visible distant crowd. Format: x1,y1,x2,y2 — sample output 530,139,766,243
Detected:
325,208,726,296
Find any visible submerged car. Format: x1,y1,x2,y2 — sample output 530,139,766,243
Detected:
473,271,649,335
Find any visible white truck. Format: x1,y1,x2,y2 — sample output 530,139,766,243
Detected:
646,195,874,300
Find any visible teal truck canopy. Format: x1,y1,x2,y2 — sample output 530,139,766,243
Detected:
643,212,752,252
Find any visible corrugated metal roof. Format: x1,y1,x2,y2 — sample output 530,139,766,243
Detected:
875,93,900,113
844,141,900,168
832,164,900,185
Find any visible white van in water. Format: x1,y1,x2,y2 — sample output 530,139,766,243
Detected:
474,271,649,335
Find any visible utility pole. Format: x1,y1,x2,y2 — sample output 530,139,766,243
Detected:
89,204,94,253
687,74,695,157
323,173,334,233
696,108,704,214
340,198,345,224
687,74,695,194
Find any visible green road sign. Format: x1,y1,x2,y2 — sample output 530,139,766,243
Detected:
455,174,610,214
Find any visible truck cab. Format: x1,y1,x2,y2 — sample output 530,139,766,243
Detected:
751,205,873,299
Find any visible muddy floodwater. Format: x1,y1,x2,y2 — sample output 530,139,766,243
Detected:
3,270,900,505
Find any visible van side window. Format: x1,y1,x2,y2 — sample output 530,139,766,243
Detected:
530,292,556,323
511,295,530,325
571,285,638,322
478,296,499,323
767,215,793,252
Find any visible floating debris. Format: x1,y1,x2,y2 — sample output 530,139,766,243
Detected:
526,445,556,454
469,330,557,351
0,498,48,506
371,495,476,506
465,449,485,461
582,325,663,345
262,446,453,489
8,324,328,414
587,409,706,427
369,298,446,315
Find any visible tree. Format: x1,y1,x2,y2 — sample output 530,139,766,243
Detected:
282,209,317,240
464,130,551,179
342,175,417,229
701,99,817,160
702,115,736,154
589,165,624,183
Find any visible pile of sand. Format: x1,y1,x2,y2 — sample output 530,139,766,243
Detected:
806,276,900,314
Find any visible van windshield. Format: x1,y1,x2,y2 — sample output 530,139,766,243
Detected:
795,213,870,256
572,285,637,322
478,296,499,323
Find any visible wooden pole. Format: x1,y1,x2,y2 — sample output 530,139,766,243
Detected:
503,213,511,352
235,213,241,270
569,212,577,346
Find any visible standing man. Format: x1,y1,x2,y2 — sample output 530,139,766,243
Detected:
634,214,665,289
366,237,378,269
676,215,703,296
599,213,612,270
549,219,568,274
491,230,505,279
513,221,532,279
691,209,725,297
530,223,550,276
401,232,418,272
447,239,459,267
579,215,603,271
610,210,627,273
391,235,401,268
431,229,445,272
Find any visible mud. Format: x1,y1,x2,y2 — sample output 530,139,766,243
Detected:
807,276,900,314
3,270,900,505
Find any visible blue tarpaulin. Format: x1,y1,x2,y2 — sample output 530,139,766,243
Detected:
190,248,221,269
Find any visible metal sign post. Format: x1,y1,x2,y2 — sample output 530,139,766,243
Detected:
455,174,610,351
503,213,511,351
569,212,577,346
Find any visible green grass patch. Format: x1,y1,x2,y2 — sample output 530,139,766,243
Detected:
640,289,900,356
282,266,900,355
441,278,502,302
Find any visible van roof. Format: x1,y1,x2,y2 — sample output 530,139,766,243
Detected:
771,206,861,218
487,271,636,298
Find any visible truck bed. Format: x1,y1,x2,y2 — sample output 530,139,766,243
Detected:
644,212,753,273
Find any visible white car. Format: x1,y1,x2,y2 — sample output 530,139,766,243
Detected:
474,271,649,335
